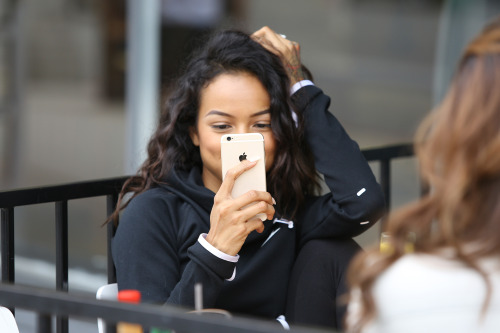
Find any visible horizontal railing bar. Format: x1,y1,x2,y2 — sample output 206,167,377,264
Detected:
0,283,333,333
0,176,129,208
362,143,413,161
0,143,415,209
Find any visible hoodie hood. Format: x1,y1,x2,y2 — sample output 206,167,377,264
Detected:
161,166,215,217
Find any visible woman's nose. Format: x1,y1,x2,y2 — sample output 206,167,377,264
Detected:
234,127,250,134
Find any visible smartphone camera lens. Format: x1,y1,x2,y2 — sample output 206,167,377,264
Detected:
227,136,232,141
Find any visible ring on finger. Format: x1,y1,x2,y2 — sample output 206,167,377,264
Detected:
279,34,287,39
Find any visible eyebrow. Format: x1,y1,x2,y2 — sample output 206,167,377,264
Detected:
205,109,270,118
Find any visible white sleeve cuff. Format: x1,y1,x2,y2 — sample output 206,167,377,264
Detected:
290,80,314,95
198,234,239,263
198,234,238,281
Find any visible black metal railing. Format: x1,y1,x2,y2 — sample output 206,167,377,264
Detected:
361,143,415,211
0,176,128,333
0,283,332,333
0,143,415,333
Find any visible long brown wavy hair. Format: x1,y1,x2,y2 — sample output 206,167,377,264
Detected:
106,30,319,225
346,16,500,332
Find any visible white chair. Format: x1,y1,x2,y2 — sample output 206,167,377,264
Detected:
0,307,20,333
96,283,118,333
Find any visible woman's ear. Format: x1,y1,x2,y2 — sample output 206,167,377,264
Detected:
189,127,200,147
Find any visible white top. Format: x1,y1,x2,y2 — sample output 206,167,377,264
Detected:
347,253,500,333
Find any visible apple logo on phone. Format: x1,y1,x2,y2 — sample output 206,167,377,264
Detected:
239,152,247,162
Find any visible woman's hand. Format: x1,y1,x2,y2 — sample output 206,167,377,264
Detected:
252,26,304,85
206,159,275,256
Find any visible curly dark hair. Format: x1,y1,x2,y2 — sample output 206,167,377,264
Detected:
108,30,319,224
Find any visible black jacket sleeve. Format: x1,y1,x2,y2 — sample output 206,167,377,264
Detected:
112,191,235,308
292,85,386,245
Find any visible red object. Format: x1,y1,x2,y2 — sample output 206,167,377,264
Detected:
118,290,141,304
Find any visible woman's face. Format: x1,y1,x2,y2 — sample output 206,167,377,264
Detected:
190,72,276,193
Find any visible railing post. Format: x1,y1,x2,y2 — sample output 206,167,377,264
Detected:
1,207,15,284
1,207,15,315
107,193,120,333
106,194,118,284
37,313,52,333
55,201,68,333
420,178,430,198
380,159,391,227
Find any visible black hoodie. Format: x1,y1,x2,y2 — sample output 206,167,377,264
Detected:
112,85,385,320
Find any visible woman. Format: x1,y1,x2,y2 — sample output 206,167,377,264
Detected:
346,17,500,333
110,27,385,329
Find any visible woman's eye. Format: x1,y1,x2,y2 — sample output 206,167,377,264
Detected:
254,123,271,129
212,124,231,130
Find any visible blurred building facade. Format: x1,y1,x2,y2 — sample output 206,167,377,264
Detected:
0,0,499,298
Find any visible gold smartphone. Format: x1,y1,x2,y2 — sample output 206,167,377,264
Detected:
221,133,267,220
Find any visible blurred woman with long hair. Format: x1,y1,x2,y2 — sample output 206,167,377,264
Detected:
346,16,500,333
